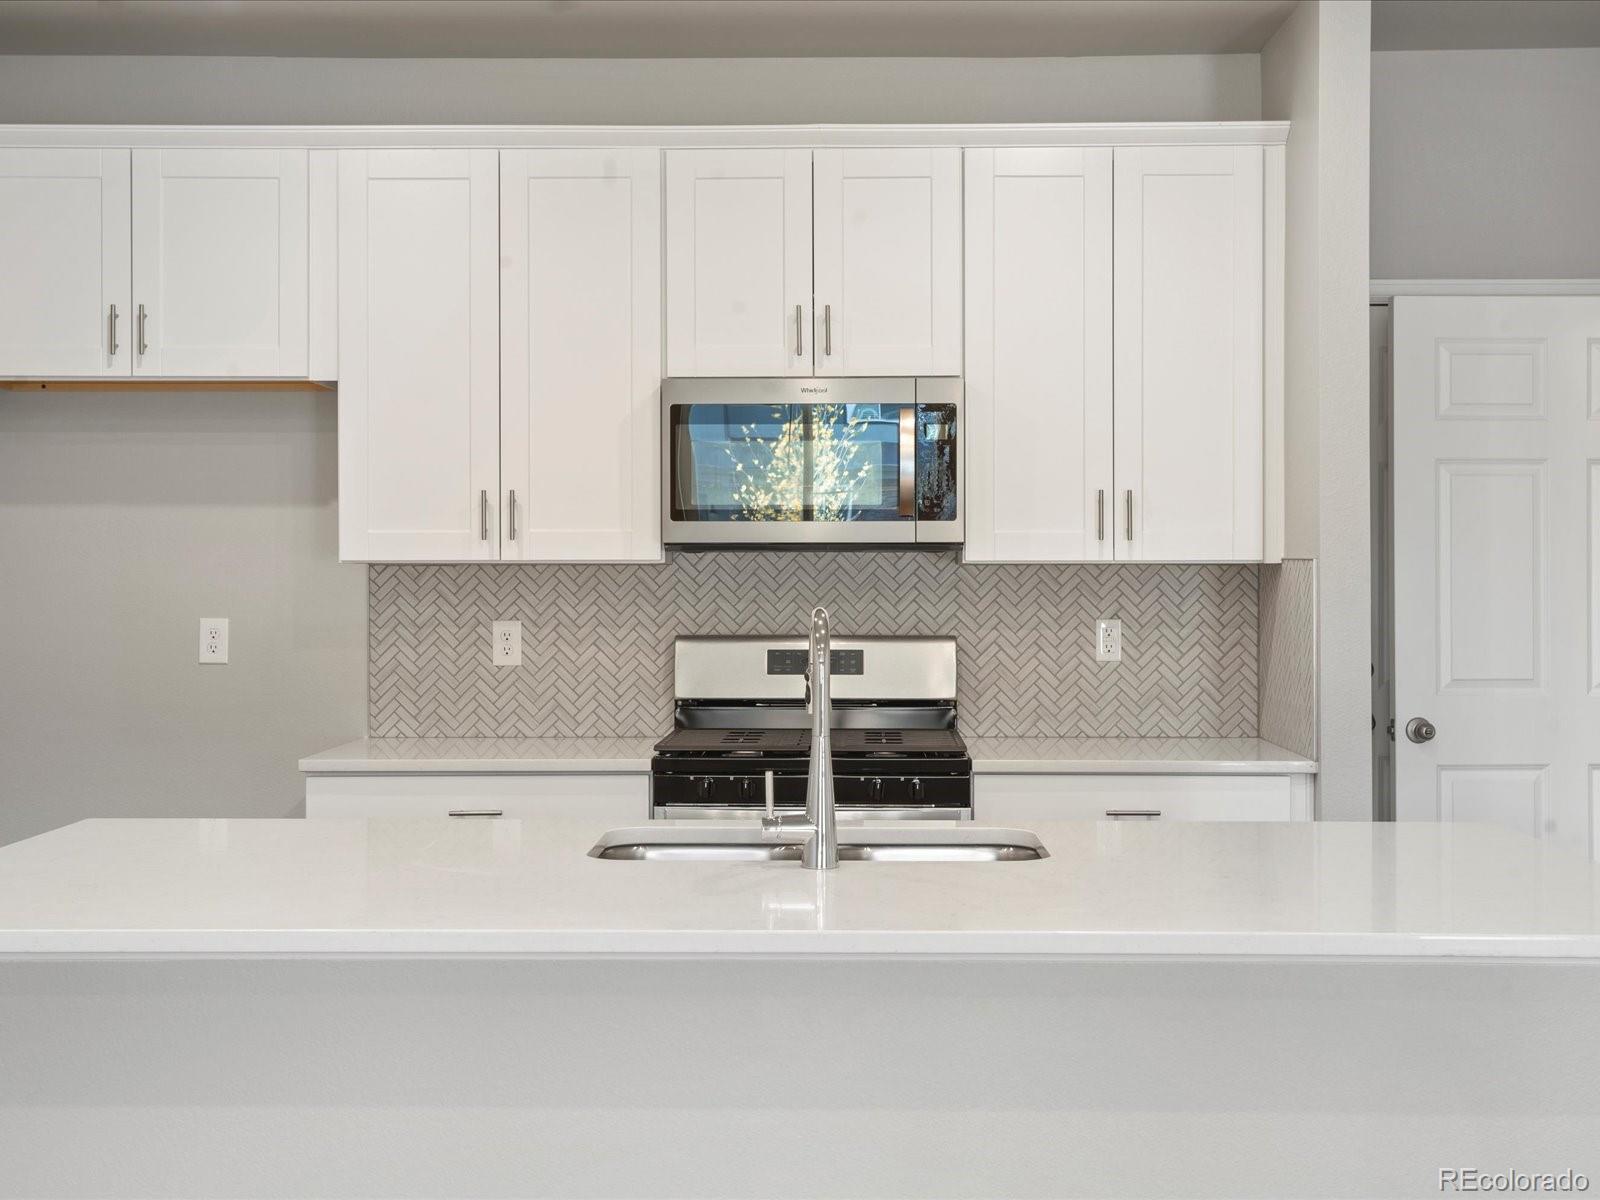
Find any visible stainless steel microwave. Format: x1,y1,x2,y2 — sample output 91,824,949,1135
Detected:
662,377,962,547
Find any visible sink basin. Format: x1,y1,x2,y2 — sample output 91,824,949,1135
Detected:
589,826,1048,862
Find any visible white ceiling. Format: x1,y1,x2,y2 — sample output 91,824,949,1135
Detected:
0,0,1300,58
1373,1,1600,51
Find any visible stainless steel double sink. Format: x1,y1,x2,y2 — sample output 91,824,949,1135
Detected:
589,825,1048,863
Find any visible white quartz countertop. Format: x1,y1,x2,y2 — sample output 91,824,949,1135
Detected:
964,737,1315,774
0,816,1593,961
300,736,1315,775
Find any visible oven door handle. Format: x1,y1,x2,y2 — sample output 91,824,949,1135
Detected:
898,407,916,518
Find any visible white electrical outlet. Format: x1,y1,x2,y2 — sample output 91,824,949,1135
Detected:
1095,618,1122,663
492,620,522,667
199,617,229,664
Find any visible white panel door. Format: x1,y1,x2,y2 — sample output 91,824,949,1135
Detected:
131,148,308,377
813,147,962,376
1113,146,1263,562
1393,296,1600,858
0,148,130,377
338,149,500,562
665,149,811,377
964,147,1112,562
501,148,663,562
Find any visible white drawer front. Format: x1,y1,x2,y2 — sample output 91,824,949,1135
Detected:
305,774,647,824
975,774,1302,825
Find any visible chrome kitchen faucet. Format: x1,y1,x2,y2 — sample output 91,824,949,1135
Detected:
801,606,839,869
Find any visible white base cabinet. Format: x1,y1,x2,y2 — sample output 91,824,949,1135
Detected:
976,774,1313,825
305,774,648,825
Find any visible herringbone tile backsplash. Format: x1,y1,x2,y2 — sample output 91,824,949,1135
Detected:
369,555,1259,739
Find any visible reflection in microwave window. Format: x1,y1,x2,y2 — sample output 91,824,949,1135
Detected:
672,403,905,522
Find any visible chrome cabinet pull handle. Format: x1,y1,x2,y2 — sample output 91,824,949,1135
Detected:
795,303,803,357
1096,489,1105,542
447,809,504,818
1124,490,1133,542
479,489,488,541
136,304,148,357
508,489,517,542
108,304,118,357
1105,809,1161,819
897,408,915,517
824,304,832,356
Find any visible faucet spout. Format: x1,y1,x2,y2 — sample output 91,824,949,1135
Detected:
802,606,839,870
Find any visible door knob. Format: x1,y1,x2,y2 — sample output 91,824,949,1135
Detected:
1405,717,1437,744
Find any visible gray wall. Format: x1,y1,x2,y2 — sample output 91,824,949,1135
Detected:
1262,0,1371,817
0,54,1261,124
0,390,367,846
1372,48,1600,278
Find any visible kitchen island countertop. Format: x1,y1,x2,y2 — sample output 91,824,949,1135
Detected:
0,815,1591,960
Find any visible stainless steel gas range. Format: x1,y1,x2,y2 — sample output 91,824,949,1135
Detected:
650,635,972,820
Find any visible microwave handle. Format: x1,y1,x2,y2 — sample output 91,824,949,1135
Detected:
898,407,915,518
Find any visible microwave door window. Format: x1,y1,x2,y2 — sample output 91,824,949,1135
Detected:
671,404,907,524
810,404,900,522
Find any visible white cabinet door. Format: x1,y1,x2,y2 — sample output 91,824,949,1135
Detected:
964,147,1112,562
813,147,962,376
0,148,130,377
501,149,663,562
975,774,1303,825
338,149,500,562
665,148,811,377
1113,146,1263,562
131,148,308,377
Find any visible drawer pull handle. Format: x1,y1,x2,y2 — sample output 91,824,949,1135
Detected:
448,808,504,818
1105,809,1161,820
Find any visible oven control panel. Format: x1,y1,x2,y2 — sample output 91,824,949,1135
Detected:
765,648,864,676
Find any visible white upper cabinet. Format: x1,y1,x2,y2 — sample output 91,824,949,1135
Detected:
338,149,500,562
666,146,962,378
131,149,309,377
665,149,812,377
963,147,1113,562
0,148,130,377
812,147,962,377
500,148,663,562
1113,145,1264,562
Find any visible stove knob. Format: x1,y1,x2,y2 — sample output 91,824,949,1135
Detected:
909,778,924,804
739,777,754,803
868,777,884,803
695,777,713,800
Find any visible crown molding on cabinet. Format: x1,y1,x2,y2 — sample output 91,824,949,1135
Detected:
0,122,1289,149
1371,278,1600,302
